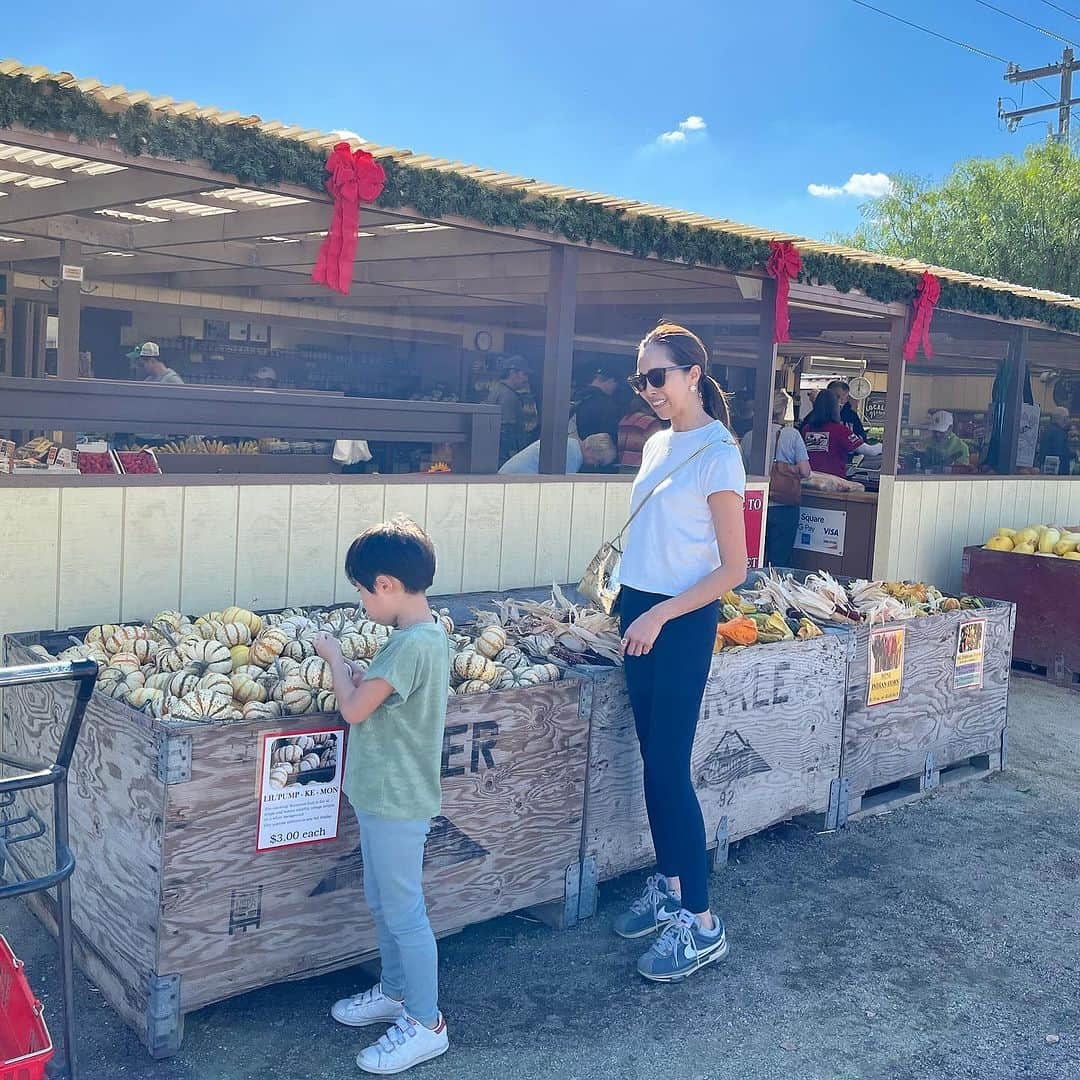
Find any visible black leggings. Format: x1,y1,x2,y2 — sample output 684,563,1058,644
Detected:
620,586,718,914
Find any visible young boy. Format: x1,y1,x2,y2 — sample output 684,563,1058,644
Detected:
314,518,451,1075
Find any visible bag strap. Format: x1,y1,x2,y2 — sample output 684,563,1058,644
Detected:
609,439,718,546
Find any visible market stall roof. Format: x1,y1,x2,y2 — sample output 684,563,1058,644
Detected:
2,59,1080,339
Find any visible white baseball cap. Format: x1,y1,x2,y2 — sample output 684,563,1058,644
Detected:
139,342,160,358
927,410,954,432
254,366,278,381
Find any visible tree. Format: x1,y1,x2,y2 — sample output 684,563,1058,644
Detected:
841,142,1080,296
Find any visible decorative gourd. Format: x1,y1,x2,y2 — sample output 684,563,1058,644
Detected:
192,618,224,641
338,632,375,661
319,609,357,635
155,643,189,673
99,669,146,700
355,619,391,642
300,657,335,692
515,667,544,688
127,687,164,711
149,694,176,720
521,632,557,659
315,689,338,713
279,618,318,660
280,607,308,619
221,606,263,636
215,622,252,647
250,628,289,668
298,752,323,772
106,651,143,675
197,671,233,697
495,646,527,671
535,663,561,683
262,612,285,628
279,676,315,715
452,651,498,685
231,672,268,704
170,689,239,722
475,625,507,659
269,766,292,789
152,610,186,631
457,679,492,695
59,642,105,664
229,644,251,670
430,609,454,635
294,734,316,752
166,670,202,698
490,666,516,692
272,744,305,765
320,748,338,769
145,672,173,692
84,624,122,648
242,700,284,721
716,617,758,647
179,638,232,674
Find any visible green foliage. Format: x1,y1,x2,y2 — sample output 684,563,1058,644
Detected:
2,72,1080,330
844,143,1080,299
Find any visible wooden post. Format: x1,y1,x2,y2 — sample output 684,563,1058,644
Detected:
881,312,912,475
57,240,82,380
746,279,778,477
1001,326,1029,474
539,246,578,475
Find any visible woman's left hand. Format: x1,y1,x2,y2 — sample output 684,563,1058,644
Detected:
622,607,667,657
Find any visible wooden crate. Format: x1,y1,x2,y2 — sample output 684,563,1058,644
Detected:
2,634,588,1057
839,601,1015,817
961,545,1080,688
579,632,849,886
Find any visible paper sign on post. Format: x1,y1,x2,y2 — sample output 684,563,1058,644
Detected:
954,618,986,690
868,626,905,706
256,727,346,852
796,506,847,556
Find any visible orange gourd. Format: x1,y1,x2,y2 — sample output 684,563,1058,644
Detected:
716,617,758,647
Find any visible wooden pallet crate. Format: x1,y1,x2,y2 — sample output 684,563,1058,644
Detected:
578,632,850,894
2,633,589,1058
838,601,1015,820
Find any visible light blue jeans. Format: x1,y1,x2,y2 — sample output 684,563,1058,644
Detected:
356,810,439,1027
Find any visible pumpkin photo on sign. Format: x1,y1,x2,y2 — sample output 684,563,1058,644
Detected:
256,727,346,852
868,626,905,707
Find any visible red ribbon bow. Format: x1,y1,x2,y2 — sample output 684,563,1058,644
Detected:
903,272,941,361
766,240,801,343
311,142,387,296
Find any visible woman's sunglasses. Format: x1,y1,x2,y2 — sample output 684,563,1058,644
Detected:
627,365,695,394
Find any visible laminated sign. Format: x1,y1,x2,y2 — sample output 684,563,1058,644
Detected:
256,726,347,852
954,618,986,691
867,626,905,706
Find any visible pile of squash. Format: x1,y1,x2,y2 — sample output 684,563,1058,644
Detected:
714,592,822,654
48,603,563,726
983,524,1080,560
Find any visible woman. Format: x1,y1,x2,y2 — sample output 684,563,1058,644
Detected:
765,390,811,567
799,388,881,478
614,323,748,983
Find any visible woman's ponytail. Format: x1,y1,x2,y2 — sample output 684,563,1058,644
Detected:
638,323,733,433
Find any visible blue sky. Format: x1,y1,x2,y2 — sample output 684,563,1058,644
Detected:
5,1,1077,239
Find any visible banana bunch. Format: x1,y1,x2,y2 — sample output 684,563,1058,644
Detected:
157,437,260,455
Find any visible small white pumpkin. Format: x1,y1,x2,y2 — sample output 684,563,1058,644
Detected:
452,651,498,685
166,669,202,698
84,624,122,648
221,606,263,636
127,686,164,711
495,646,528,671
152,610,186,631
457,679,493,695
319,609,357,635
279,676,315,715
475,625,508,659
268,766,292,789
315,689,338,713
179,638,232,674
145,672,174,692
515,667,544,688
231,671,268,704
490,666,516,691
170,689,239,722
430,609,454,635
99,669,146,700
298,752,323,772
193,618,224,641
242,700,284,721
215,622,252,647
107,651,143,675
250,628,289,667
272,743,305,765
197,671,233,697
299,657,335,692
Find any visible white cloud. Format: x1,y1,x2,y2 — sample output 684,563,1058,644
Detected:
655,115,708,148
808,172,894,199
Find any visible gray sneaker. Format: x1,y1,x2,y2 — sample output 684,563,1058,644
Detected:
613,874,681,939
637,909,729,982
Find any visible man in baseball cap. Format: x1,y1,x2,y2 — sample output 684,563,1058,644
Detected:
923,410,970,468
132,342,184,385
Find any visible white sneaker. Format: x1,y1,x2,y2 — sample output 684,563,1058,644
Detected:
331,983,406,1027
356,1015,449,1075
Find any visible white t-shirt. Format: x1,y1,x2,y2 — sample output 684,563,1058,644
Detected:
619,420,746,597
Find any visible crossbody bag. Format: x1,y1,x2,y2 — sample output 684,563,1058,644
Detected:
578,440,718,615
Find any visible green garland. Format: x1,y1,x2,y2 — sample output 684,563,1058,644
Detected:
2,73,1079,332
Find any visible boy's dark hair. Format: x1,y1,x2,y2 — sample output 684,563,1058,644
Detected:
344,518,436,594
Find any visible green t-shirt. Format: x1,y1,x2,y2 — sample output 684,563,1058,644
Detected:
342,621,450,821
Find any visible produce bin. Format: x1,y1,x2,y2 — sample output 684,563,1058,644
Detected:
579,631,850,886
961,545,1080,688
838,600,1015,818
2,630,590,1058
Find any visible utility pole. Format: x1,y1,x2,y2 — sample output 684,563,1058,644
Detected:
999,47,1080,143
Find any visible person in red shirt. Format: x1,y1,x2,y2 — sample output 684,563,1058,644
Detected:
617,397,668,469
799,389,881,478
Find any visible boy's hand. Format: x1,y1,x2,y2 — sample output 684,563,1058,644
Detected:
313,632,343,662
346,660,367,687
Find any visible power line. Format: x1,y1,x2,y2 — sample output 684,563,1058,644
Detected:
1037,1,1080,23
848,0,1011,63
971,0,1080,48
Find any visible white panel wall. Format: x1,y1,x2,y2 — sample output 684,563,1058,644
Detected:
874,477,1080,593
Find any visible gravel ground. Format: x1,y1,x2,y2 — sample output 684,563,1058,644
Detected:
3,675,1078,1080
